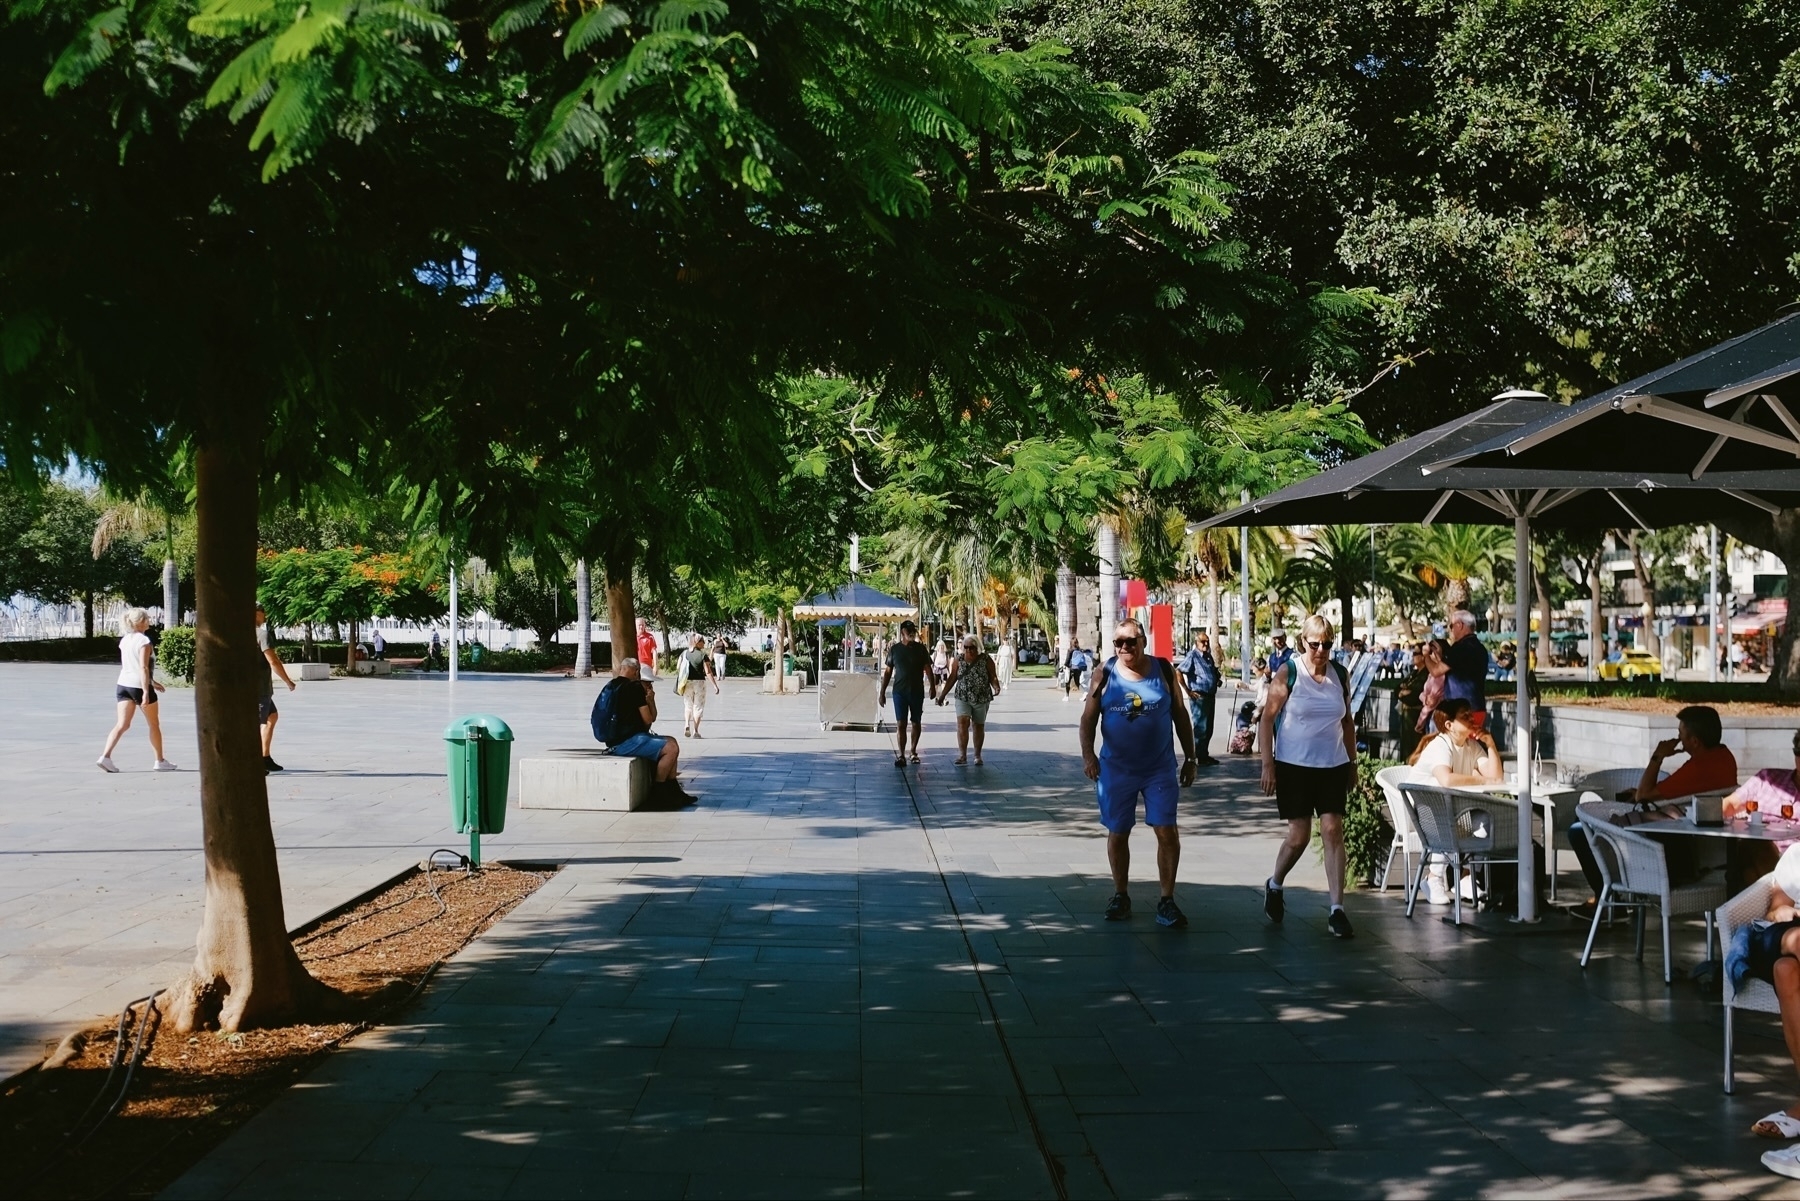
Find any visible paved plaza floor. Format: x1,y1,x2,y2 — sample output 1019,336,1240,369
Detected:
8,664,1800,1196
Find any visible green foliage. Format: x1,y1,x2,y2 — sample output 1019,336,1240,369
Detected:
1314,757,1402,886
1018,0,1800,437
486,564,574,649
157,625,197,681
257,547,444,629
0,479,158,612
0,636,119,662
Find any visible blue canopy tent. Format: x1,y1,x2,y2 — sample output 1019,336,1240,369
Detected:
792,582,920,729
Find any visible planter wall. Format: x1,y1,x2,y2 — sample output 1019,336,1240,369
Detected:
1366,685,1799,777
1479,700,1796,776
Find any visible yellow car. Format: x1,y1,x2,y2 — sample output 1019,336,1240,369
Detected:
1598,648,1663,682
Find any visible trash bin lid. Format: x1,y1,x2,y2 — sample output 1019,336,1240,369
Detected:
443,714,514,742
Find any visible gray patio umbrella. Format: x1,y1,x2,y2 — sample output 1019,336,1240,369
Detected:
1195,394,1800,923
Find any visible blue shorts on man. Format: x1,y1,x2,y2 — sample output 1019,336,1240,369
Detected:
892,689,924,722
610,732,667,761
1096,762,1180,832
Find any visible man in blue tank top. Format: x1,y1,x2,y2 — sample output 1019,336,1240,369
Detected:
1079,618,1200,927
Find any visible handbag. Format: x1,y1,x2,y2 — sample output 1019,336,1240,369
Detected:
674,651,691,695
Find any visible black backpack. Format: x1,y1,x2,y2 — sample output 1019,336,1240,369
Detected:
591,678,632,746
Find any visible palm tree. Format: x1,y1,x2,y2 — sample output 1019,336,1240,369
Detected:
1397,524,1509,615
1286,525,1375,641
92,487,187,625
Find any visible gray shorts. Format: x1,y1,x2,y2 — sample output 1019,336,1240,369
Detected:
954,698,990,724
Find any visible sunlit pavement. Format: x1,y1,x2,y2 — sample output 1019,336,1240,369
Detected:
7,665,1798,1196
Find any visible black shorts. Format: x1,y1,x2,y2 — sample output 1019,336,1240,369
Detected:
258,696,278,722
116,685,156,706
1275,761,1351,820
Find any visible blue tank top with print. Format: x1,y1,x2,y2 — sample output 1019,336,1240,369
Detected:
1097,656,1176,767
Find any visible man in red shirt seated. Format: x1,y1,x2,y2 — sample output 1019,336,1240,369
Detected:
1567,705,1737,917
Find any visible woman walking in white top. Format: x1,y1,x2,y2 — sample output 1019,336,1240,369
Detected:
98,607,177,772
1258,613,1357,938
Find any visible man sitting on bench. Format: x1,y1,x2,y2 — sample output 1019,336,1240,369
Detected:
595,657,689,802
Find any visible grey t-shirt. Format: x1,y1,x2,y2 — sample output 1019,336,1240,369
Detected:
256,623,275,699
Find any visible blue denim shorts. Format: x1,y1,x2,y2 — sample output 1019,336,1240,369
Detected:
892,689,924,722
610,733,668,761
1096,761,1180,832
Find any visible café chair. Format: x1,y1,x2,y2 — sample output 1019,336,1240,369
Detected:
1578,799,1725,985
1717,873,1780,1093
1398,782,1520,927
1375,765,1422,903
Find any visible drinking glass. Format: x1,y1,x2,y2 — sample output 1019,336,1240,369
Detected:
1747,799,1760,819
1784,803,1794,822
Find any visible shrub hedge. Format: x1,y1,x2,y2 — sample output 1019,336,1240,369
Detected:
0,636,119,663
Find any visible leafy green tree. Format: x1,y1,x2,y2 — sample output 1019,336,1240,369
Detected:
0,480,156,634
1016,0,1800,435
7,0,1334,1031
487,562,575,651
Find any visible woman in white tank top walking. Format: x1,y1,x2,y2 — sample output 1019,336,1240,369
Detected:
1257,613,1358,938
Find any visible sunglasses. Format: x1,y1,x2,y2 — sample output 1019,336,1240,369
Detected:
1113,637,1140,648
1307,639,1333,651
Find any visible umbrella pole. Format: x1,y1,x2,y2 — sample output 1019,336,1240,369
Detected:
1514,510,1538,923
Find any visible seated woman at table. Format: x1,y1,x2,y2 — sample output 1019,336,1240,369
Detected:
1407,699,1503,788
1719,730,1800,890
1567,706,1738,917
1735,844,1800,1165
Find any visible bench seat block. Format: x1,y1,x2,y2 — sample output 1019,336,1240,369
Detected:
518,752,652,811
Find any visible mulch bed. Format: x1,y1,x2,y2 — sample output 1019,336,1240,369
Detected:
1546,695,1800,715
2,860,554,1200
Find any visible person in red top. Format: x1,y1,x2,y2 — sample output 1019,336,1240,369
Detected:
1568,705,1737,915
635,617,660,680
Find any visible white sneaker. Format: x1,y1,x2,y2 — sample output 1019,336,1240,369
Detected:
1763,1145,1800,1179
152,760,178,772
1426,878,1453,907
96,756,119,773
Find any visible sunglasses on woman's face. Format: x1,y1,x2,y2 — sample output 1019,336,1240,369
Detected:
1307,639,1333,651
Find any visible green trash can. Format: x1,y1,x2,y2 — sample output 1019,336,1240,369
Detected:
444,714,513,866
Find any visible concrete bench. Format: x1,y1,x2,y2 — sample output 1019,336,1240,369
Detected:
288,663,332,681
518,749,652,812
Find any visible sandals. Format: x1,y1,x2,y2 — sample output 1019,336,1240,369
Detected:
954,757,967,766
894,755,905,768
909,753,921,764
1753,1110,1800,1139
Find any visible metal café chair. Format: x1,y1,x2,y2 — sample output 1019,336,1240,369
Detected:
1717,872,1782,1093
1375,765,1422,903
1398,782,1521,927
1577,799,1726,985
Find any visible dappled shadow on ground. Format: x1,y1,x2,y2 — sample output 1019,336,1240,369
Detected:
171,858,1796,1198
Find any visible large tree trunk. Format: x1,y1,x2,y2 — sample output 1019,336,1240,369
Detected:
1096,523,1120,643
166,438,341,1032
163,557,180,627
603,550,636,674
1056,562,1076,666
1719,510,1800,694
1444,578,1470,612
83,590,94,638
1205,572,1221,648
1627,532,1659,654
574,559,592,677
1338,584,1356,644
1535,573,1555,668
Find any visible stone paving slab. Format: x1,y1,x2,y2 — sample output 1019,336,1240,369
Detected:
0,663,804,1078
124,671,1800,1198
